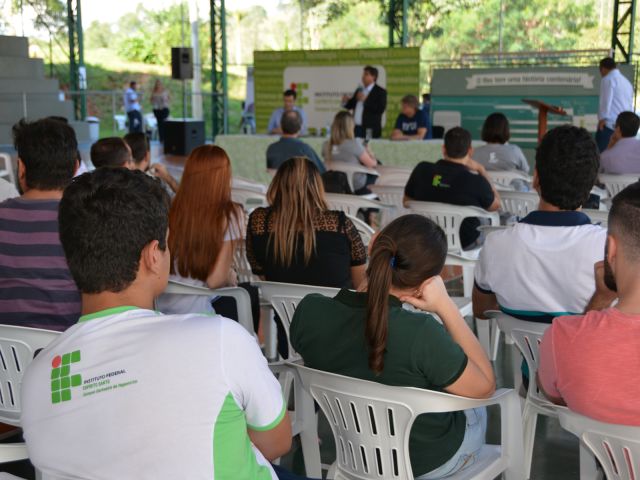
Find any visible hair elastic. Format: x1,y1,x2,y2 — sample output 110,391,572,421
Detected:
390,256,397,269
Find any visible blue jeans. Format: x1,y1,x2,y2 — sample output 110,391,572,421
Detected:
272,464,319,480
596,126,614,152
416,408,487,479
127,110,143,133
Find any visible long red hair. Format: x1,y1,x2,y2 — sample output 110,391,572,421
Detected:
169,145,240,282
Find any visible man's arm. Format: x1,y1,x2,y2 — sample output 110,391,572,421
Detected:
537,327,566,406
267,110,281,134
366,87,387,115
343,90,357,111
598,76,613,129
151,163,179,193
248,412,292,461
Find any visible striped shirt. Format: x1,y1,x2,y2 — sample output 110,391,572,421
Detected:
0,198,80,331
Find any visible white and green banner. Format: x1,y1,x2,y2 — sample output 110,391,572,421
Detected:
254,48,420,137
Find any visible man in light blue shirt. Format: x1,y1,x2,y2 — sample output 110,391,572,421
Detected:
600,111,640,174
267,89,307,135
597,57,634,152
123,81,143,134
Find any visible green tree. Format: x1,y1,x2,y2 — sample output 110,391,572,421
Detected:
85,20,113,50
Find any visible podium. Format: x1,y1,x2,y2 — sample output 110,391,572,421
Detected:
522,99,568,144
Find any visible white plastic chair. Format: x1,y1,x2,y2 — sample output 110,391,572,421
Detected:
158,280,254,334
584,209,609,227
0,154,15,186
327,162,380,193
325,193,391,218
290,362,525,480
231,188,268,212
143,113,158,140
0,325,60,464
599,174,639,197
433,111,462,134
231,176,268,194
499,191,539,219
368,184,408,225
346,214,375,247
487,171,532,190
485,311,554,479
375,166,411,186
113,114,127,132
558,408,640,480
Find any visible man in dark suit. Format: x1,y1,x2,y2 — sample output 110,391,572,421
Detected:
342,66,387,139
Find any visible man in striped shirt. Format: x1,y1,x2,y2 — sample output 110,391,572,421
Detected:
0,118,80,330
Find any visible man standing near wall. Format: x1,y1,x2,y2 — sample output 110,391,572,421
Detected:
342,66,387,139
597,57,634,153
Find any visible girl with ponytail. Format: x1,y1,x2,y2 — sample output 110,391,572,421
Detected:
291,214,495,478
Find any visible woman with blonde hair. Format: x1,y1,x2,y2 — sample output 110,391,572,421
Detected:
322,111,378,194
246,156,367,355
157,145,258,328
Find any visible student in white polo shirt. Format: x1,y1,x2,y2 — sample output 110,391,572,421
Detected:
20,168,301,480
473,125,605,323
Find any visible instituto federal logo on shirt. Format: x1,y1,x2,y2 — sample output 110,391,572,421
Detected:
50,351,137,405
50,351,82,404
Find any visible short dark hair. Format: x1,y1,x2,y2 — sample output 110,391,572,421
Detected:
124,132,150,164
615,111,640,137
59,168,170,294
12,118,78,190
364,65,378,80
535,125,599,210
609,182,640,261
600,57,616,70
130,81,137,88
283,89,297,99
281,110,302,135
444,127,472,159
422,93,431,102
481,112,510,144
401,95,419,110
90,137,131,168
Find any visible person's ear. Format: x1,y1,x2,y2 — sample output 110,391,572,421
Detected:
17,158,27,192
141,240,163,276
468,146,474,158
532,168,540,193
441,145,446,158
607,234,618,265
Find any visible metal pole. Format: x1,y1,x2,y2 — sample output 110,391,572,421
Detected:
299,0,304,49
111,91,116,134
66,0,78,120
211,1,217,138
181,2,187,120
77,0,86,119
629,0,637,58
388,0,395,47
498,0,504,60
221,0,228,133
401,0,408,47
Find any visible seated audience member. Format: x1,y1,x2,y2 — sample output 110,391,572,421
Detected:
473,113,530,174
0,177,18,202
267,89,307,135
0,118,80,330
90,137,133,169
600,111,640,174
473,125,605,323
321,111,377,194
247,157,366,356
156,145,259,331
21,168,296,479
291,214,495,479
539,182,640,425
391,95,428,141
404,127,500,250
266,110,325,173
124,132,179,195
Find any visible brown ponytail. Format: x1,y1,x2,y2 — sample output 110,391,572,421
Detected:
365,214,448,375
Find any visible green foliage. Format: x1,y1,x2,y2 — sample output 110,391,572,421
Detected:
85,21,112,50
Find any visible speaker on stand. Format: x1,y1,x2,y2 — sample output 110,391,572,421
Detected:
165,47,204,155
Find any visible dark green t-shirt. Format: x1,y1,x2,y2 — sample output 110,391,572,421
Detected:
290,290,468,476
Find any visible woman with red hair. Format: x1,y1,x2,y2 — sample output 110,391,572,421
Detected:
156,145,258,328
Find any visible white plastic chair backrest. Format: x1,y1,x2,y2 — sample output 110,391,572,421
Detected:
486,311,550,401
231,188,268,212
368,185,404,209
327,162,380,193
143,113,157,129
255,281,339,359
231,176,267,194
325,193,387,217
376,170,410,187
113,114,127,131
599,174,639,197
290,363,503,480
499,191,539,219
159,280,254,334
346,214,374,246
0,326,59,425
0,154,15,186
558,409,640,480
487,170,532,189
432,111,461,134
406,200,499,253
584,209,609,227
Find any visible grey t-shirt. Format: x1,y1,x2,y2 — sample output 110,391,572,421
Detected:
473,143,530,174
322,139,367,191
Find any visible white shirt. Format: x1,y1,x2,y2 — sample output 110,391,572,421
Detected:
354,82,375,126
21,307,284,479
0,178,18,203
599,69,633,130
475,211,606,321
124,87,141,113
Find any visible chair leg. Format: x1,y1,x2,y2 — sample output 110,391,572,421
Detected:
522,403,538,480
476,317,492,358
299,413,322,479
490,322,500,361
461,265,474,298
579,442,599,480
326,461,337,480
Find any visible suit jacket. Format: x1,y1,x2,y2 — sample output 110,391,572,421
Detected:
344,84,387,138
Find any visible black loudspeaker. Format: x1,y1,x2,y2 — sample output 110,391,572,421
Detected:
171,47,193,80
164,120,205,156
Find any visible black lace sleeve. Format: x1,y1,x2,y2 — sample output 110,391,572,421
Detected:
246,208,267,275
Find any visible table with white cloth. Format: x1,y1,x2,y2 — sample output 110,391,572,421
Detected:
214,134,485,184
